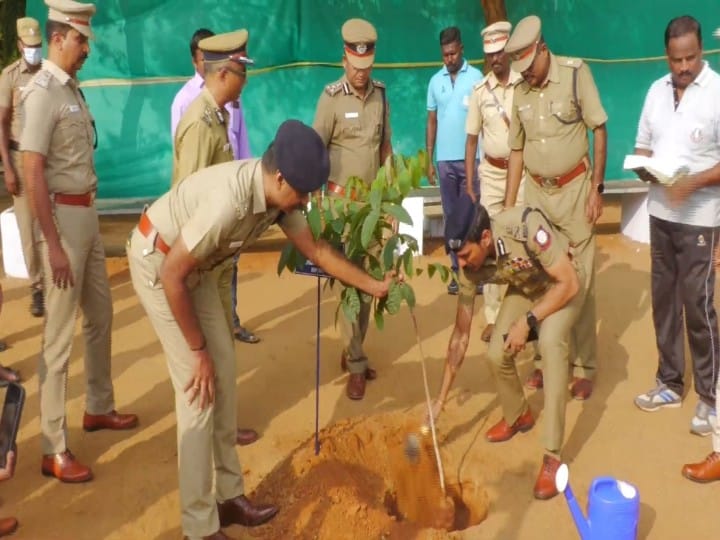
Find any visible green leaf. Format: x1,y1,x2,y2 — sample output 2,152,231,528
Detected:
374,308,385,330
361,208,380,248
400,283,416,308
382,235,400,270
277,243,294,275
331,217,345,235
386,281,403,315
415,268,424,277
428,264,437,279
369,183,383,210
397,169,412,197
341,287,361,322
307,205,322,239
402,249,414,277
381,202,413,225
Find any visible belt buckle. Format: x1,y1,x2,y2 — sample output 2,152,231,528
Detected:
541,176,559,188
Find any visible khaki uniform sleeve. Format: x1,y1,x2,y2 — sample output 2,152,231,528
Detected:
181,191,247,262
174,121,218,183
509,98,525,150
19,88,55,155
278,208,308,234
312,92,334,146
526,211,565,270
382,92,392,144
457,267,480,305
465,88,483,135
0,70,13,108
577,63,607,130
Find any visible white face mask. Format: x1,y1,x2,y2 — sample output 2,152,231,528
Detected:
23,47,42,66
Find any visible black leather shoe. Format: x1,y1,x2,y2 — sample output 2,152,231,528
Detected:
218,495,278,527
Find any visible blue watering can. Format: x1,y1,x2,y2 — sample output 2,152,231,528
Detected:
555,463,640,540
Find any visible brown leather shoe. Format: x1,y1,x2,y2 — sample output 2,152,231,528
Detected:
682,452,720,483
526,368,544,389
340,353,377,380
485,408,534,442
570,377,593,400
236,428,259,446
183,531,231,540
0,516,18,537
41,450,93,483
481,324,494,343
83,410,139,432
217,495,279,527
346,372,366,400
534,454,561,499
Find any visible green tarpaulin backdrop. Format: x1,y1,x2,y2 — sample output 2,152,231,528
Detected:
25,0,720,210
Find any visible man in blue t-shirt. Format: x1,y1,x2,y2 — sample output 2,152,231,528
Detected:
426,26,483,294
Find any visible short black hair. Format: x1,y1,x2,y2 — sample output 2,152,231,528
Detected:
190,28,214,58
261,142,277,174
464,203,491,244
665,15,702,48
45,20,72,42
439,26,461,46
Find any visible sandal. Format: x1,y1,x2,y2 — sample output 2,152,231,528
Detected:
233,326,260,344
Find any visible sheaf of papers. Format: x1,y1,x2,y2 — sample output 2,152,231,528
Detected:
622,155,689,186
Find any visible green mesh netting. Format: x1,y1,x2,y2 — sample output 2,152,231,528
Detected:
24,0,720,209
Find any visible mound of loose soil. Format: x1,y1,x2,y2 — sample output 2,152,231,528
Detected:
248,413,489,540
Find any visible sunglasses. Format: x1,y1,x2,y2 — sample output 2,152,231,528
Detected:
448,239,464,252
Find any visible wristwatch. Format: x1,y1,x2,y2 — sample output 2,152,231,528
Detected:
596,182,605,194
526,311,539,333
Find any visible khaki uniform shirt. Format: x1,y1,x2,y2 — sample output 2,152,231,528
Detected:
466,69,523,159
147,159,306,273
509,54,607,177
459,206,570,300
19,60,97,194
313,76,392,186
0,58,36,142
172,87,233,185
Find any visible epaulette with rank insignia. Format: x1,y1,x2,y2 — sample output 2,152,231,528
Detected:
323,82,344,97
557,56,584,69
473,74,490,92
201,107,214,126
0,59,21,77
33,70,51,89
372,79,385,89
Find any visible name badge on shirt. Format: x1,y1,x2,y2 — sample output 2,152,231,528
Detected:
68,105,80,113
229,241,244,249
223,143,231,152
345,112,359,119
462,95,469,107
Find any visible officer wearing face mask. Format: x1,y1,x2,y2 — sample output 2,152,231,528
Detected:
0,17,45,322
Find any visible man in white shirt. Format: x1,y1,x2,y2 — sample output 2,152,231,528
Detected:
632,17,720,456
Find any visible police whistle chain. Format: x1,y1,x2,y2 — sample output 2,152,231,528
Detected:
407,304,446,495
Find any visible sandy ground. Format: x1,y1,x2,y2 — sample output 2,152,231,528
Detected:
0,202,718,540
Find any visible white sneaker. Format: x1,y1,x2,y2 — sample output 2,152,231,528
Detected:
690,401,717,437
634,382,682,412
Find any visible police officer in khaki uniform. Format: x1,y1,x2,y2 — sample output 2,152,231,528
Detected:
465,20,528,343
127,120,394,540
172,29,259,447
432,203,585,500
20,0,138,483
0,17,45,319
172,30,251,184
504,15,607,399
313,18,392,400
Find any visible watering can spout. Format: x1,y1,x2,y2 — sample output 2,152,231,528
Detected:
556,463,591,540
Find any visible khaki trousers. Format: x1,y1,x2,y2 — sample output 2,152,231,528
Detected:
39,204,114,454
212,258,236,333
479,160,527,324
487,280,586,453
524,170,597,380
9,150,42,288
127,230,243,539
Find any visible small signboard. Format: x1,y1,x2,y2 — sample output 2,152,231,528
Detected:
294,260,332,279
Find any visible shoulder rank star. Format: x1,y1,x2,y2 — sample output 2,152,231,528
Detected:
534,227,551,250
214,108,225,125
